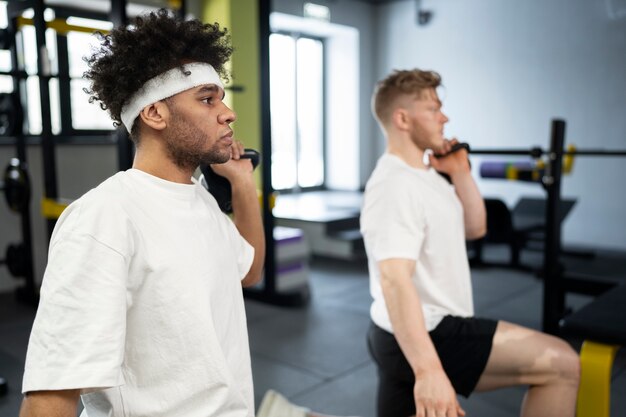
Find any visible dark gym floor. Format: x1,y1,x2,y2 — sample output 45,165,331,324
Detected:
1,246,625,417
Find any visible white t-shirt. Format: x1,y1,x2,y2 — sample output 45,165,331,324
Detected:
360,153,474,333
22,169,255,417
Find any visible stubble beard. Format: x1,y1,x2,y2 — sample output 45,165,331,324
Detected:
410,125,444,152
163,111,231,171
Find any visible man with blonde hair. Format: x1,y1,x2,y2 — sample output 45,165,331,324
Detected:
361,69,580,417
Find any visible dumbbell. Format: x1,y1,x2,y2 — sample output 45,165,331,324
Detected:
200,149,260,213
1,158,31,213
0,243,28,278
0,92,23,137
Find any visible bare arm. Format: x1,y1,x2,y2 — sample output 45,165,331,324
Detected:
230,173,265,287
430,139,486,239
212,141,265,287
379,258,464,417
450,169,487,240
19,390,80,417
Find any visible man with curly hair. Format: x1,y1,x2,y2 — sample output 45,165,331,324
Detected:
362,69,580,417
19,10,265,417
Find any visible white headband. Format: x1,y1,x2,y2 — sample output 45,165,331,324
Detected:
120,62,224,132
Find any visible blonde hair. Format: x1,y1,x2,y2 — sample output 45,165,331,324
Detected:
372,69,441,127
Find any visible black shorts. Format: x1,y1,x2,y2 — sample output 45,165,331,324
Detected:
367,316,498,417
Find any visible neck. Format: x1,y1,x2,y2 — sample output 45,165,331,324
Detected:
132,133,195,184
386,132,428,169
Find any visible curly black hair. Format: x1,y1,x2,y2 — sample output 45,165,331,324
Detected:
84,9,233,133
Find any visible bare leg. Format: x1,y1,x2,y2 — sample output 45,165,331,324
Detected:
474,321,580,417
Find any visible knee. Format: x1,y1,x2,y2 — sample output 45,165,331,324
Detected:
555,341,580,385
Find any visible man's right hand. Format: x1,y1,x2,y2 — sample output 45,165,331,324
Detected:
429,138,470,177
210,140,255,184
413,368,465,417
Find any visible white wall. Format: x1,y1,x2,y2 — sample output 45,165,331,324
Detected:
374,0,626,250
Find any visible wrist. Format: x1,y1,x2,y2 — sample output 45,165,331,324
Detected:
409,353,444,376
449,166,472,181
412,362,445,379
229,173,256,190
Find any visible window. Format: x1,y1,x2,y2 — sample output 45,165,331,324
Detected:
67,29,114,130
0,2,12,93
270,33,324,191
6,6,115,135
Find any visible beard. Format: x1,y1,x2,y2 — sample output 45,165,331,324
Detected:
409,126,444,153
163,111,231,171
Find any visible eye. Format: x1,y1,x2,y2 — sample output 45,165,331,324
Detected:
202,96,215,105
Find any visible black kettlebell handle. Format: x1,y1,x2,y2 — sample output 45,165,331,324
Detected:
200,149,260,214
434,142,470,158
240,148,260,168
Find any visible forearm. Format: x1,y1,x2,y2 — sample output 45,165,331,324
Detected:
230,176,265,287
450,171,486,239
379,260,443,376
20,390,80,417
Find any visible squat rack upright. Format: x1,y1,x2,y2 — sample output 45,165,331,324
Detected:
1,0,187,292
471,119,626,334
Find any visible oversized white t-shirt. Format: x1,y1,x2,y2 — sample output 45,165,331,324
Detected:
360,153,474,333
22,169,255,417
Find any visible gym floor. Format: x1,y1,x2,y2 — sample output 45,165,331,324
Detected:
0,246,625,417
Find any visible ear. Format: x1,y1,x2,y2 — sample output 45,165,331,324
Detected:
138,101,169,131
391,107,410,131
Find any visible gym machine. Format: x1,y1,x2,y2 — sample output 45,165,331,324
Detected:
1,9,35,396
0,16,37,306
0,0,189,278
468,119,626,334
0,158,37,305
0,158,34,399
1,0,301,310
3,0,186,232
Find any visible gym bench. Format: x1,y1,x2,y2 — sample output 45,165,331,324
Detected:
560,284,626,417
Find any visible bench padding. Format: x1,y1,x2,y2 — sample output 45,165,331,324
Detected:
560,285,626,345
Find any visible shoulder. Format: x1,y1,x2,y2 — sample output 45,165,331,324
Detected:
83,172,132,204
64,172,132,217
365,156,425,202
51,172,137,244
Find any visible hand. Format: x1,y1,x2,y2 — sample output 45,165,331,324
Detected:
413,368,466,417
429,138,470,177
210,140,254,184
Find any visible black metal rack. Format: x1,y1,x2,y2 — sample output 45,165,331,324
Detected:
2,1,37,307
472,119,626,333
241,0,308,307
0,0,187,302
1,0,306,310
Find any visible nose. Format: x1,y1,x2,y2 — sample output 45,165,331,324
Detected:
220,103,236,125
441,111,449,124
